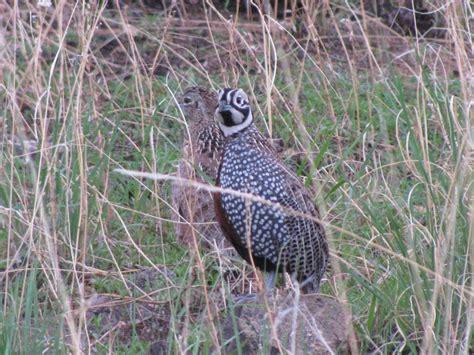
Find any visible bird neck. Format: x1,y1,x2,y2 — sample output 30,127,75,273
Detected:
223,121,258,142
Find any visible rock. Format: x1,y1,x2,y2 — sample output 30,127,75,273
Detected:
222,292,350,354
81,267,173,350
148,340,168,355
128,266,176,292
84,294,170,345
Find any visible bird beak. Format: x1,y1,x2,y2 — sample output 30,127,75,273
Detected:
219,101,233,112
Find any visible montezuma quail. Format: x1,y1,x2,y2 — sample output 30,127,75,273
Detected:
213,88,328,293
171,86,227,249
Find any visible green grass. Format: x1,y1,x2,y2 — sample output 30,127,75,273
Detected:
0,1,472,353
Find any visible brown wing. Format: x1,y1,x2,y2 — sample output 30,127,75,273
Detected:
172,143,228,249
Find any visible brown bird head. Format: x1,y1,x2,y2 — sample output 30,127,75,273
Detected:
179,86,218,125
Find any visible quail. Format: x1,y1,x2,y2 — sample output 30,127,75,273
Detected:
171,86,228,249
213,88,328,293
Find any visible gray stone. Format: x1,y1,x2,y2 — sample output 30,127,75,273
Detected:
222,292,350,354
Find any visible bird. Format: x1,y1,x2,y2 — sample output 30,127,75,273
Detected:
171,86,228,250
213,88,328,293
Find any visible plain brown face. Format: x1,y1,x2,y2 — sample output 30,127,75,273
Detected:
179,87,217,122
179,91,201,117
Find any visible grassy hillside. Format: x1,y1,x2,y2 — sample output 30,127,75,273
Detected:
0,1,472,353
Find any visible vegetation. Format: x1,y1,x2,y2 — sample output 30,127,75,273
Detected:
0,1,471,353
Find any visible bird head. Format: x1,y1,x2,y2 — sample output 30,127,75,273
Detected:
179,86,217,123
215,88,253,137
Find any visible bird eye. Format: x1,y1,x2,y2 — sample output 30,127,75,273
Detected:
183,96,193,104
235,96,243,105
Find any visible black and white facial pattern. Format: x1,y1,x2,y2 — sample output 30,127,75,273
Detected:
215,88,254,136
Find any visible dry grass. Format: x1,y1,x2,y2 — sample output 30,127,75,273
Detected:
0,0,472,353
